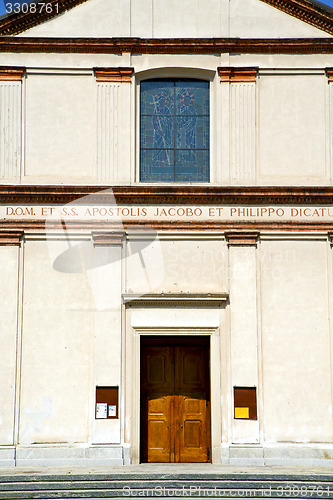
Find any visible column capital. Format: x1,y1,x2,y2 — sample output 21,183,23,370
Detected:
0,66,25,81
225,231,260,247
218,67,258,83
326,68,333,83
0,230,23,246
328,232,333,246
92,231,125,247
93,67,134,82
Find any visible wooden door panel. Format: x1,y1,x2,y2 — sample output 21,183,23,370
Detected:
143,347,173,392
141,339,210,463
179,396,209,462
147,395,172,462
176,347,208,393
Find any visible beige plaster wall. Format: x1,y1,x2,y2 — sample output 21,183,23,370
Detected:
19,240,94,445
21,0,225,38
258,74,328,185
0,247,19,445
125,238,227,294
20,0,330,38
230,0,330,38
24,73,94,183
0,56,330,186
260,240,333,444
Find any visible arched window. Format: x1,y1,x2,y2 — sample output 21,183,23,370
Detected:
140,79,209,182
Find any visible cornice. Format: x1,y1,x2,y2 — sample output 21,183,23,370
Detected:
0,230,23,245
0,37,332,54
1,220,333,232
0,66,25,81
0,0,90,36
94,67,134,82
0,0,331,36
259,0,333,36
218,67,259,82
225,231,260,247
123,293,229,308
2,185,333,205
92,230,125,247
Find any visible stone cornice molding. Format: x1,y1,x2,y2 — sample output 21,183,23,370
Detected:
0,0,331,36
259,0,333,36
123,293,229,307
218,67,259,83
92,230,125,247
2,186,333,205
0,37,332,54
0,66,24,81
0,230,23,245
326,68,333,82
94,67,134,82
225,231,260,247
0,0,90,36
2,220,333,232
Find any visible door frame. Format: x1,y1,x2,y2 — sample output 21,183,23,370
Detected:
140,335,211,463
124,325,221,464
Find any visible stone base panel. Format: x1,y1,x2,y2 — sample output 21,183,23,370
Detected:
1,445,333,468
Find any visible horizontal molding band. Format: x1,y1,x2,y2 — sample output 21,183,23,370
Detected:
0,37,332,54
2,186,333,204
0,0,331,36
2,220,333,232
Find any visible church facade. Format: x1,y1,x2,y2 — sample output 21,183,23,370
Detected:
0,0,333,467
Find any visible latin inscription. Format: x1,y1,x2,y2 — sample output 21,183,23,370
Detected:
3,205,333,221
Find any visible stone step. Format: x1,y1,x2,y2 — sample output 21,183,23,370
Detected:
0,472,332,499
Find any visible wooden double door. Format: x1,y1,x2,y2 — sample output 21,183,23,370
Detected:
140,337,211,463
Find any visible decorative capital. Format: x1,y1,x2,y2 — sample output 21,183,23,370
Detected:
0,231,23,246
218,67,258,83
93,67,134,82
326,68,333,83
92,231,125,247
328,232,333,246
225,231,260,247
0,66,24,81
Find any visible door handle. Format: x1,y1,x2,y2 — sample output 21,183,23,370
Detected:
180,424,183,429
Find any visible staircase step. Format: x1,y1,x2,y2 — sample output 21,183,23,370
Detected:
0,470,332,499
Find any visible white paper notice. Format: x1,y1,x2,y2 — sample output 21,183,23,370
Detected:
109,405,117,417
96,403,107,419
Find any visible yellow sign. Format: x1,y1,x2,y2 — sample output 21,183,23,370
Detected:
234,407,249,419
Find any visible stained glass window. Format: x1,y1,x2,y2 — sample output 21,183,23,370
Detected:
140,79,209,182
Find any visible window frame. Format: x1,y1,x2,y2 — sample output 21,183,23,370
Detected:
135,71,214,185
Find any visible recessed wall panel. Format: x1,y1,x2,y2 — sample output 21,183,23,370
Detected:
19,240,94,444
258,75,327,183
260,240,332,443
25,74,93,180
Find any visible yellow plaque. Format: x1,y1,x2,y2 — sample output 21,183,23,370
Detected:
235,407,249,419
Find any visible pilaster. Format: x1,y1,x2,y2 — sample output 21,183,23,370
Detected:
326,69,333,183
0,67,24,181
227,231,260,444
219,67,258,184
0,230,23,447
90,231,125,444
94,68,134,183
